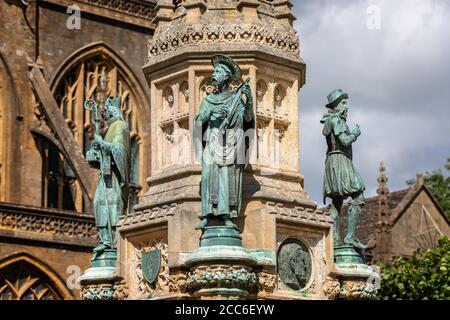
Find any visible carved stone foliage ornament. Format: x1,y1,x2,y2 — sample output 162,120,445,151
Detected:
0,207,96,243
277,239,312,291
148,23,300,62
135,240,172,296
80,279,128,300
339,279,378,300
186,265,258,294
113,280,129,300
258,272,277,294
322,277,341,300
81,284,114,300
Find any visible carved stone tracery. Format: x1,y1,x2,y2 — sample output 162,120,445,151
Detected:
0,203,96,244
148,23,300,62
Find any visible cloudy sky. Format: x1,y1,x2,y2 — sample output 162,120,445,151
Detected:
292,0,450,204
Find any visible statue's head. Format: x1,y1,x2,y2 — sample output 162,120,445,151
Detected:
278,243,310,291
326,89,349,119
288,248,308,285
212,63,232,86
211,55,242,87
103,96,124,122
334,98,349,119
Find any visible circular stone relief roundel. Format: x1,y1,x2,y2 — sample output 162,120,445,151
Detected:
277,239,312,291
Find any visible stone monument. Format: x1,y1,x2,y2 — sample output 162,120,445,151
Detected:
183,54,258,299
321,89,379,299
116,0,340,300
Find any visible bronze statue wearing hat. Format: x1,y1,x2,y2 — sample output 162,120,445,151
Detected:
194,55,255,231
321,89,367,250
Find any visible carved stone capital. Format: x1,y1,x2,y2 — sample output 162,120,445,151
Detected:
186,265,258,296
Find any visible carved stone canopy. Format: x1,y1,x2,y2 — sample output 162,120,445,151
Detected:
146,0,302,70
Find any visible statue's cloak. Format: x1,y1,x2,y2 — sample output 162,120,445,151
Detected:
195,90,255,218
93,119,130,227
320,112,365,203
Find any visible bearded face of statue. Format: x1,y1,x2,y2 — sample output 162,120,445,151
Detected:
211,64,232,87
334,98,349,119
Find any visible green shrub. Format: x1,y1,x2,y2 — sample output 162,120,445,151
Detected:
380,236,450,300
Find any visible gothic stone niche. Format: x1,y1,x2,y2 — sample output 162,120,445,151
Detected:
254,74,294,171
198,76,215,104
195,70,250,114
277,238,312,291
156,75,190,170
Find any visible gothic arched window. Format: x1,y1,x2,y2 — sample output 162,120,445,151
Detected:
52,52,144,213
36,137,76,211
0,254,73,300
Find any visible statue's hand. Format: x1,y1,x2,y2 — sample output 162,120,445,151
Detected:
241,82,253,103
94,133,104,146
352,125,361,137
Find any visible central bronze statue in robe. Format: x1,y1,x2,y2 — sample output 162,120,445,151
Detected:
194,55,255,231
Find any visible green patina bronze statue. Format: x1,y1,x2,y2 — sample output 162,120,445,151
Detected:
321,89,367,250
85,96,130,264
194,55,255,231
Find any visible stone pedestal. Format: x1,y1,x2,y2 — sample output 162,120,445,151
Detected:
332,246,379,300
185,226,258,299
79,250,128,300
79,266,128,300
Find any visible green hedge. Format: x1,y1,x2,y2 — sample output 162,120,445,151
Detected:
380,236,450,300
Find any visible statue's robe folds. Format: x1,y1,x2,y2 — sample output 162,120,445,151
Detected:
92,119,130,235
195,91,254,218
321,112,365,203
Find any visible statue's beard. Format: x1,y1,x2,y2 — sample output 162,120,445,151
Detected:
212,76,230,87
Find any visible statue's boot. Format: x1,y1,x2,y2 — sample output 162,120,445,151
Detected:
195,218,208,230
93,243,107,253
343,237,368,250
93,227,113,254
329,203,341,245
343,202,368,250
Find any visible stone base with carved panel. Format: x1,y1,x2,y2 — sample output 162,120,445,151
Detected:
79,267,128,300
115,172,338,300
330,246,380,300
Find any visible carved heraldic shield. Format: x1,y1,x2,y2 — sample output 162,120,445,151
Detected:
141,249,161,284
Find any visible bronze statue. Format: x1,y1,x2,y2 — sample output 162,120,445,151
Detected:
194,55,254,231
85,96,130,262
321,89,367,249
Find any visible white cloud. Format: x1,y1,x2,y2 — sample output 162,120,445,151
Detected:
294,0,450,202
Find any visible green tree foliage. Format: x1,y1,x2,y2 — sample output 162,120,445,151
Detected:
380,236,450,300
407,158,450,218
